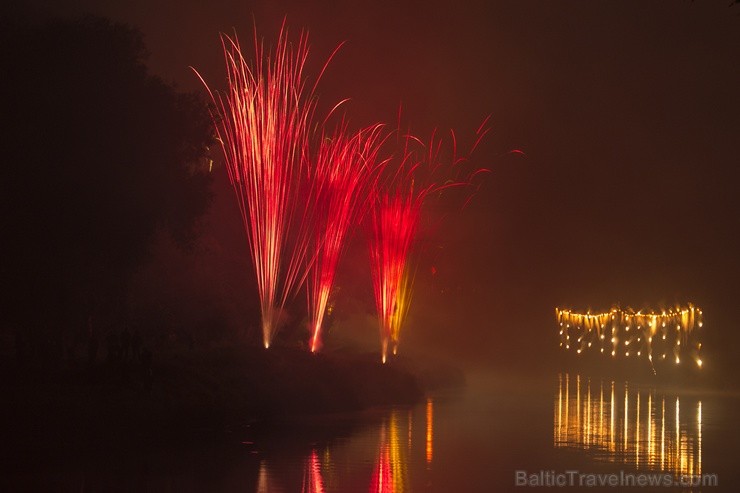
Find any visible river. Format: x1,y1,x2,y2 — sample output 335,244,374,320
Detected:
6,371,738,492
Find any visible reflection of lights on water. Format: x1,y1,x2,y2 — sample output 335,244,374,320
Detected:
426,398,434,465
556,374,562,445
636,392,640,468
698,401,702,474
408,409,412,449
389,410,408,492
371,408,411,493
370,431,392,493
661,398,665,469
302,450,325,493
624,385,628,451
610,381,615,452
257,460,270,493
576,375,581,436
675,398,680,474
647,392,652,465
554,373,702,476
259,400,440,492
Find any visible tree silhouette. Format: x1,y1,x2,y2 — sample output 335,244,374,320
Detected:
0,15,214,363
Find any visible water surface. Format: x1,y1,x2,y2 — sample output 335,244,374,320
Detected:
6,371,739,491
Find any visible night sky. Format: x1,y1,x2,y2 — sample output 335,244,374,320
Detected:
19,1,740,376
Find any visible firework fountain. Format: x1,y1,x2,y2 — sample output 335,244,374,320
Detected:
370,123,490,362
197,21,496,356
306,122,387,352
195,25,344,348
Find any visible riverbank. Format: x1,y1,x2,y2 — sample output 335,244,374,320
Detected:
1,344,444,453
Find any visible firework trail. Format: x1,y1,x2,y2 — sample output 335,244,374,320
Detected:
306,122,387,352
195,23,342,348
370,121,490,362
370,185,421,363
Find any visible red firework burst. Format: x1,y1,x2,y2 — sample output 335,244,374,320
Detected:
194,23,342,348
369,120,490,362
306,122,387,352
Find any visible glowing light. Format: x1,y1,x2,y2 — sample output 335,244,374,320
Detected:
696,359,702,368
306,123,386,352
557,305,703,374
196,25,340,348
556,373,702,477
370,125,489,361
370,430,392,493
698,401,702,474
302,450,325,493
426,397,434,464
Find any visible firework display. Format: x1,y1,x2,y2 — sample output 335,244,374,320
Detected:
370,126,490,362
196,25,341,348
557,305,703,370
197,21,490,356
306,123,386,353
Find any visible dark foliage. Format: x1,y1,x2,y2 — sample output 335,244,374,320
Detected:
0,15,214,362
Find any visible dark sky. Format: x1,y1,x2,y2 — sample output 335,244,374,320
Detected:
23,0,740,373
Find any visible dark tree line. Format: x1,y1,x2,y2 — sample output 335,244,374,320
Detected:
0,14,214,367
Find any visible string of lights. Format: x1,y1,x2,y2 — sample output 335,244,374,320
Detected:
556,305,704,371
